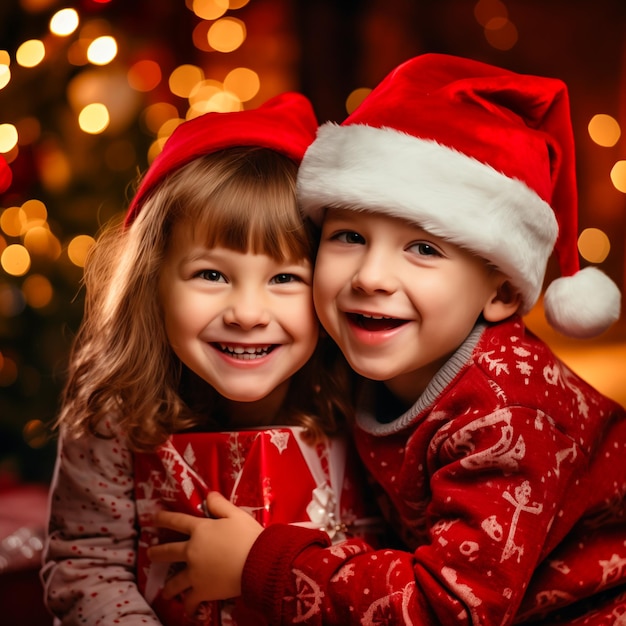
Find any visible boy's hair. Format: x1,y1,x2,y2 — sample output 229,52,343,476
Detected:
56,147,351,451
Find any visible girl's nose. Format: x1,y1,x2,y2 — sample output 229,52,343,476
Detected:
351,249,398,295
223,289,271,329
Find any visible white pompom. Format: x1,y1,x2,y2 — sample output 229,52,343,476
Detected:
543,266,621,338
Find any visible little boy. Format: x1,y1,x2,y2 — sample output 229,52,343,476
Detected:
149,54,626,625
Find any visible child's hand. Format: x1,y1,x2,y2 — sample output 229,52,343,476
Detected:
147,491,263,615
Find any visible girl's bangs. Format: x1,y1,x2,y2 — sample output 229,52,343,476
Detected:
188,163,312,262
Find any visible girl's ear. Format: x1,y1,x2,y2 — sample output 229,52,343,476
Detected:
483,279,522,323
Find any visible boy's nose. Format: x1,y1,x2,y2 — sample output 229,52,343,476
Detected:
351,252,398,295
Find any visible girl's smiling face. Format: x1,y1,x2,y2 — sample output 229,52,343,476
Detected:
313,208,513,406
159,222,318,423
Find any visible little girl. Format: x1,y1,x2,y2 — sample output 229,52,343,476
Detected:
41,93,378,626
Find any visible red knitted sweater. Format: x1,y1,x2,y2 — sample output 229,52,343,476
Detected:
242,316,626,625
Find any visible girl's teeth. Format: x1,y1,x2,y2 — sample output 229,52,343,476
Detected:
220,344,272,358
362,314,391,320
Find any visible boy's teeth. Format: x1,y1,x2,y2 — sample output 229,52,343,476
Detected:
362,314,391,320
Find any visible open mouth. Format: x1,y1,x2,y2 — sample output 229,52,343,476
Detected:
347,313,408,332
215,343,276,360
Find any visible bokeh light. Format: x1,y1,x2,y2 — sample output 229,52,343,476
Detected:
1,244,31,276
0,64,10,90
0,354,18,386
223,67,259,102
148,136,169,163
201,91,240,114
192,0,229,20
21,199,47,226
16,40,46,68
169,64,205,98
188,79,223,113
127,59,162,92
207,17,246,53
67,235,96,267
0,124,19,153
346,88,371,115
484,17,518,50
50,8,80,36
610,160,626,193
23,419,49,448
24,227,62,260
192,21,213,52
588,114,621,147
37,142,72,192
87,35,118,65
1,206,27,237
578,228,611,263
22,274,54,309
142,102,180,134
23,226,51,256
78,103,110,134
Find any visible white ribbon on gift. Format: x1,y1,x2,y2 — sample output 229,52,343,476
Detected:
292,428,347,540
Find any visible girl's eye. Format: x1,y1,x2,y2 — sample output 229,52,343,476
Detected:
334,231,365,244
409,242,441,257
270,273,301,285
197,269,226,282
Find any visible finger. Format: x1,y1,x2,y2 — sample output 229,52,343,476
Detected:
183,589,205,617
147,541,188,563
162,569,191,600
205,491,239,518
153,509,199,533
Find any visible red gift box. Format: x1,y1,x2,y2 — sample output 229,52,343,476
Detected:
134,427,381,625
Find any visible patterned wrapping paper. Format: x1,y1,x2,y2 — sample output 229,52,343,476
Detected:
134,427,382,625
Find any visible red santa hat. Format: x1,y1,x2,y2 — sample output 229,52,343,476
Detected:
298,53,621,338
0,156,11,194
126,91,318,225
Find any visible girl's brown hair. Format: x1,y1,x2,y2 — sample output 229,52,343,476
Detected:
57,147,352,451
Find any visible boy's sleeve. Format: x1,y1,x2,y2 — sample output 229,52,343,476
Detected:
41,429,161,625
243,525,442,624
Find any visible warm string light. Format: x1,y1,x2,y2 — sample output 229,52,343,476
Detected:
0,1,257,424
144,2,259,158
582,113,624,262
471,2,624,267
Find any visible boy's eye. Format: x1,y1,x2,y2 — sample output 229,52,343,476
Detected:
409,242,441,257
334,231,365,244
270,273,301,285
197,269,226,282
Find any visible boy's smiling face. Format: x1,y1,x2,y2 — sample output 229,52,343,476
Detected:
313,207,513,406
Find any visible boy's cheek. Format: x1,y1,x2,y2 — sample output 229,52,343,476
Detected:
312,274,336,311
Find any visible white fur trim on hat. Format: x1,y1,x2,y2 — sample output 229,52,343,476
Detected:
544,266,621,338
298,122,558,314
